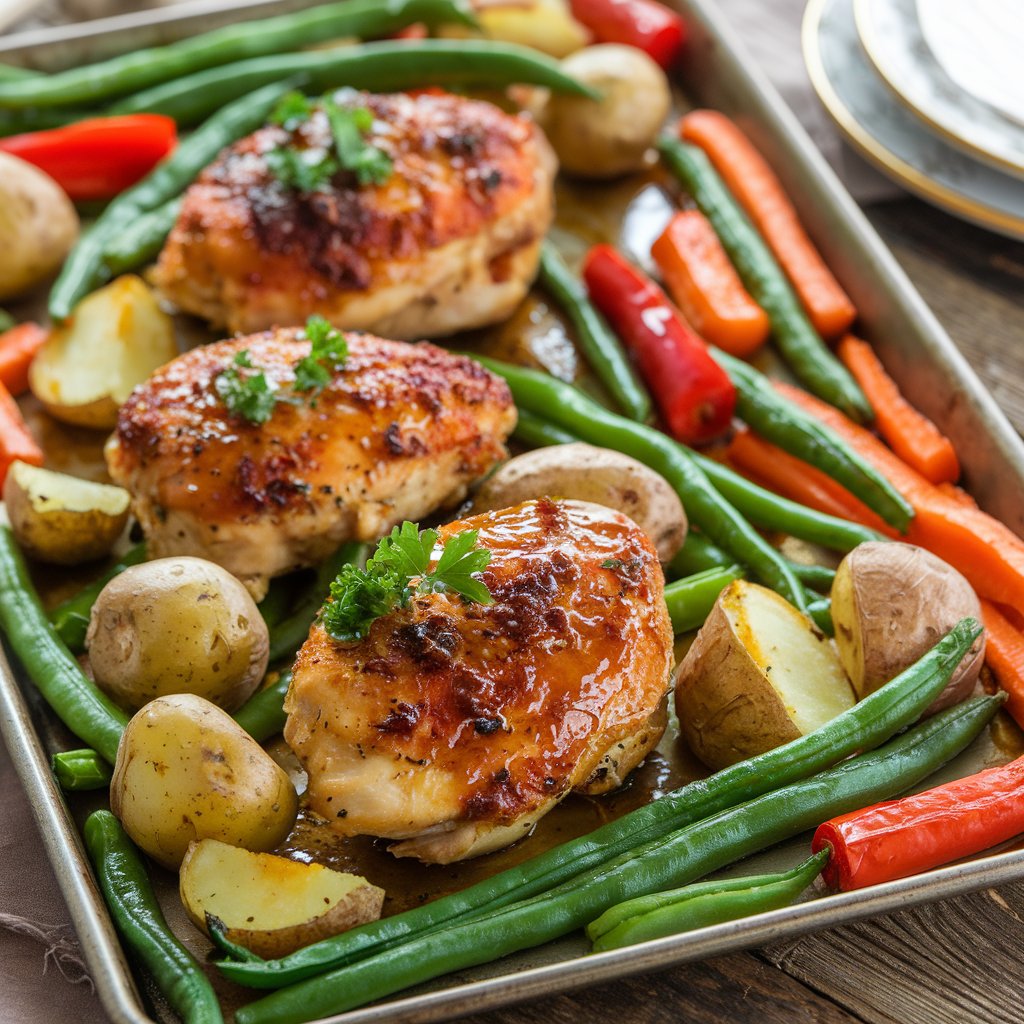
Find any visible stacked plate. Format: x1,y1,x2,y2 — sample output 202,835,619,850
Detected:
803,0,1024,240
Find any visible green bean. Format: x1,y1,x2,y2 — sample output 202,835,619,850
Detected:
665,565,743,634
665,530,734,577
0,527,128,762
587,847,829,950
715,349,911,530
114,39,597,124
49,78,299,321
806,596,834,635
0,107,91,137
218,618,980,989
0,64,37,81
84,811,223,1024
49,542,148,653
0,0,476,109
473,356,809,610
512,409,576,448
793,562,836,590
658,137,871,423
233,694,998,1019
103,197,182,275
538,242,650,422
234,671,293,743
51,748,112,791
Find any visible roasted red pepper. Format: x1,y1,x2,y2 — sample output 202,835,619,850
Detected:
569,0,686,68
0,115,177,202
813,753,1024,891
582,243,735,444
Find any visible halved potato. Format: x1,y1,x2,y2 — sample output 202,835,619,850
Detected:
29,275,177,429
675,580,855,770
472,443,687,561
2,460,130,564
180,839,385,958
440,0,587,57
831,541,984,714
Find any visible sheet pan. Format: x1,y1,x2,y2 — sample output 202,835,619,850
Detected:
3,1,1024,1021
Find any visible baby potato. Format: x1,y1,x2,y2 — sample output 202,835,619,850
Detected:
86,556,269,713
2,460,130,565
538,44,672,178
472,443,687,561
831,542,985,714
110,694,298,870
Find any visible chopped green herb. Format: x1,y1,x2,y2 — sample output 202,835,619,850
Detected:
601,558,624,570
265,145,339,193
294,315,348,394
322,523,493,642
270,90,314,129
323,99,393,187
214,349,279,424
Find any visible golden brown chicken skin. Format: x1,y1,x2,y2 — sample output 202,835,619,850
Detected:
284,499,674,863
105,330,515,598
153,89,556,337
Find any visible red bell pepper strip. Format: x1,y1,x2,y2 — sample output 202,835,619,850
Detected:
582,243,735,444
0,115,177,202
569,0,686,68
0,322,47,397
0,380,43,488
813,752,1024,891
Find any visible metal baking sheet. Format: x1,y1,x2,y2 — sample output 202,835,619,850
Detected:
3,1,1024,1022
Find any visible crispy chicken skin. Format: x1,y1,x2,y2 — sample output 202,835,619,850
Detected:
105,330,515,599
284,499,674,863
153,90,556,338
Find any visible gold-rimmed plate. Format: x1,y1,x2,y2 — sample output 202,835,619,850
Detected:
804,0,1024,242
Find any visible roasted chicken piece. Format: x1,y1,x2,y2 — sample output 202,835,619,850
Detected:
153,90,556,338
284,499,674,863
105,329,515,598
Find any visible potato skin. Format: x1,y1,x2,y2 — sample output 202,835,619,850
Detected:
472,443,687,561
2,461,130,565
110,694,298,870
0,153,78,301
540,45,672,179
831,542,984,714
87,556,269,712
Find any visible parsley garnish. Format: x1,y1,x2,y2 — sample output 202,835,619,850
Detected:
265,146,339,193
270,91,314,129
601,558,624,570
214,350,279,424
323,99,393,186
322,522,493,642
294,315,348,394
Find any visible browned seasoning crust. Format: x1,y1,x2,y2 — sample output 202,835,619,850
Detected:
284,499,674,863
153,90,556,337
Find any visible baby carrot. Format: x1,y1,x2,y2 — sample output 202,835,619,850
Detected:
980,600,1024,728
837,335,959,485
0,382,43,487
679,110,856,339
651,210,769,357
0,322,47,397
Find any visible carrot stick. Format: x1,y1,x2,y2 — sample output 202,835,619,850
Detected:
776,380,1024,610
837,335,959,485
980,600,1024,728
651,211,770,357
0,380,43,488
679,110,856,339
727,427,897,537
0,322,47,397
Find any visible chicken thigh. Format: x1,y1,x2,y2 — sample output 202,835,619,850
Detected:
106,329,515,598
153,89,556,338
284,498,674,863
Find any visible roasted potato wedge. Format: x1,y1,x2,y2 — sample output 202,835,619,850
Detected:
472,443,687,561
180,839,385,958
0,153,79,302
831,542,984,714
29,275,177,429
110,694,298,870
441,0,587,57
87,556,269,713
675,580,855,770
2,460,130,565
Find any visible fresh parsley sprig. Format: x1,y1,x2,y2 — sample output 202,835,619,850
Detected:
294,315,348,394
322,522,494,642
214,349,279,425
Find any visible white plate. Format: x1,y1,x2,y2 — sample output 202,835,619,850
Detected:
803,0,1024,241
854,0,1024,177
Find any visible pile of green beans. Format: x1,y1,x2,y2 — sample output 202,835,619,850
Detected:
658,136,871,423
113,38,597,124
232,694,1000,1021
216,619,979,989
537,242,651,422
587,847,830,951
0,0,476,109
